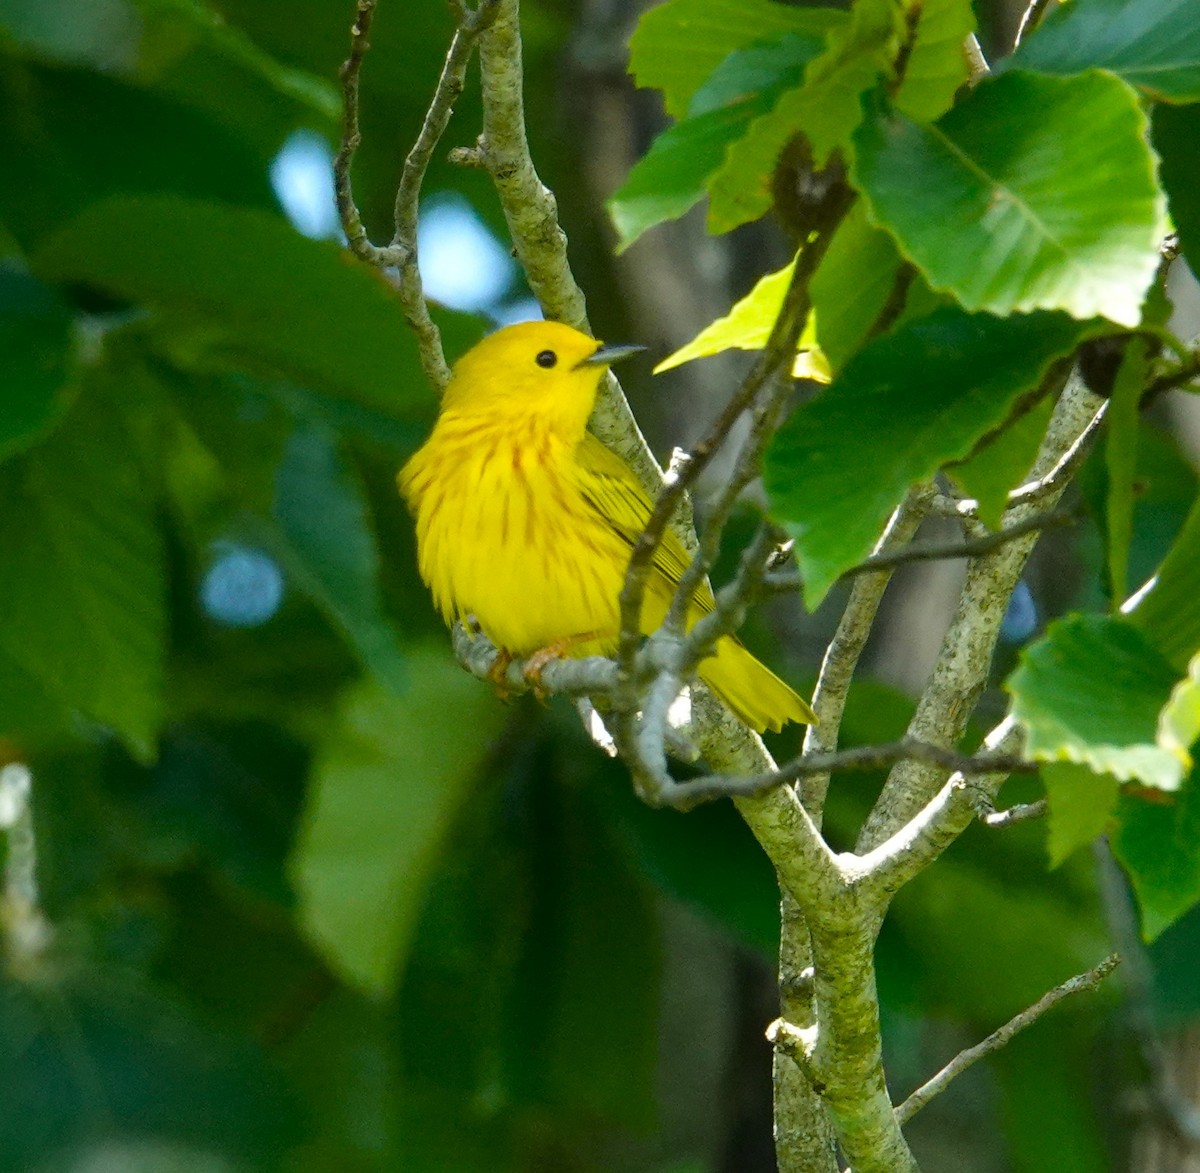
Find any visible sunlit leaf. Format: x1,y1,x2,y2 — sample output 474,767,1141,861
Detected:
852,71,1167,327
628,0,844,118
1042,762,1120,868
609,36,816,250
654,259,828,381
1009,0,1200,102
1158,652,1200,770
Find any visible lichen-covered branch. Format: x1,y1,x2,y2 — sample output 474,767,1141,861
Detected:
799,485,933,823
857,372,1104,851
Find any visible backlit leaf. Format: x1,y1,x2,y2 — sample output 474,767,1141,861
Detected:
654,259,827,381
1042,762,1120,868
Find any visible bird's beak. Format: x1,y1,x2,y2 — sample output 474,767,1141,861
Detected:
577,342,647,368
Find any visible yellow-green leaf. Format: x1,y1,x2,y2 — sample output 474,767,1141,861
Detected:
654,260,829,381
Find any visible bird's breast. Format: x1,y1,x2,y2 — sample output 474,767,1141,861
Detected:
407,421,627,654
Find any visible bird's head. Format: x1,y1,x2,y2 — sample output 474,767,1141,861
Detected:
440,321,644,430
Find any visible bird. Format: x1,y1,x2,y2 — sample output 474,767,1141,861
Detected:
398,320,815,733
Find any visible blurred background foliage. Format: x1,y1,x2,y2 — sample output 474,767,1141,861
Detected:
1,0,1198,1169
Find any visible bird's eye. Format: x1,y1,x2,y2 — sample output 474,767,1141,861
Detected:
535,349,558,369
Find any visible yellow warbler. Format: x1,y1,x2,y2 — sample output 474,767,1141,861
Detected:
398,321,815,733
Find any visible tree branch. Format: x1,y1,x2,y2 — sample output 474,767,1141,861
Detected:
895,953,1121,1126
856,372,1103,852
799,486,934,825
764,503,1080,592
334,0,502,389
980,798,1047,828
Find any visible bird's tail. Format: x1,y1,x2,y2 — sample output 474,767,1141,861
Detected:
698,638,816,734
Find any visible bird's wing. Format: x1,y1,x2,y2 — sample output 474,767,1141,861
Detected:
574,432,715,613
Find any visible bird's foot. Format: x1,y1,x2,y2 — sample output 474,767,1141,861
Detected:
522,631,604,701
486,648,515,700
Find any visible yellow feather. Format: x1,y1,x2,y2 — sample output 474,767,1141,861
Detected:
399,321,814,733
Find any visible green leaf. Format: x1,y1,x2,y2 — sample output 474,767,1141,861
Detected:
704,0,974,234
893,0,976,122
608,37,813,250
272,426,406,692
1159,652,1200,768
1128,490,1200,670
1105,339,1149,605
947,395,1054,528
686,32,823,116
502,783,661,1127
852,71,1167,327
0,0,339,147
1152,103,1200,284
1007,613,1184,790
0,393,164,757
1008,0,1200,103
1112,770,1200,939
809,202,902,374
34,195,425,415
290,662,505,996
628,0,844,118
1042,762,1120,868
0,267,77,462
763,306,1094,606
0,58,277,250
789,0,904,165
703,0,906,227
654,258,826,380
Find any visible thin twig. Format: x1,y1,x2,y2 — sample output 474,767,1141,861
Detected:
624,180,854,687
334,0,501,389
857,374,1103,852
895,954,1120,1126
844,504,1079,575
390,0,503,388
763,505,1079,593
1142,349,1200,407
334,0,388,266
799,485,935,824
980,798,1047,828
1006,402,1107,508
618,257,815,675
1014,0,1055,47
